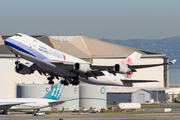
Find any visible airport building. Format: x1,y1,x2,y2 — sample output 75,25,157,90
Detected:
145,88,166,103
165,88,180,102
79,84,106,110
0,34,168,99
107,87,151,104
16,83,106,110
17,83,79,110
17,84,51,98
51,84,79,111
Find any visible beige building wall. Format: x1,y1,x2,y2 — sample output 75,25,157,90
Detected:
0,58,59,98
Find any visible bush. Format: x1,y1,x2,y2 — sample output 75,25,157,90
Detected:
173,97,180,102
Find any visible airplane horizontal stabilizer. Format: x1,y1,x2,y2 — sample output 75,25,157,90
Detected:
121,79,159,83
48,101,65,106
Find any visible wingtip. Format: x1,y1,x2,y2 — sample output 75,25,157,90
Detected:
169,59,177,65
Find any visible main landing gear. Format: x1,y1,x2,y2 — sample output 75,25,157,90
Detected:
47,76,54,85
60,76,80,86
47,76,80,86
61,80,69,86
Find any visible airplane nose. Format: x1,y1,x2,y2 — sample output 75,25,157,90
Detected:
4,38,11,46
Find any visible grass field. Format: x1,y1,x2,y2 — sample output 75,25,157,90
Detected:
142,105,180,108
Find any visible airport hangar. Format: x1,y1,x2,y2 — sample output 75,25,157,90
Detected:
0,35,168,99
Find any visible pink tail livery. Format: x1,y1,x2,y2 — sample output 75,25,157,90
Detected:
121,52,142,78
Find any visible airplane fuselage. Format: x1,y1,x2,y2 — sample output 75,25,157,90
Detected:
0,98,56,110
79,71,132,86
4,34,131,86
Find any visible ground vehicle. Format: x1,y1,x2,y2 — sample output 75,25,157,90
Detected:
34,111,45,116
92,108,99,113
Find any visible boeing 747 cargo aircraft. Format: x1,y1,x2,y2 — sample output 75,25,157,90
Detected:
4,33,176,86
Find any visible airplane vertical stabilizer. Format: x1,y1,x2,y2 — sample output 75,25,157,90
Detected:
42,81,64,100
120,52,141,79
121,52,142,65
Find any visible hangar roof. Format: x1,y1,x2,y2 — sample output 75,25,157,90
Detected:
50,36,165,58
107,87,150,93
107,87,141,93
0,35,165,58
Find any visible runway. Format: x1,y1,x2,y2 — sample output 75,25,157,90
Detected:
1,112,180,120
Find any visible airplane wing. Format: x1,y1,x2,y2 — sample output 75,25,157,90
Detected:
129,63,168,69
92,59,176,72
48,101,65,106
121,79,159,83
91,61,173,71
51,60,105,77
51,59,175,77
21,49,176,80
128,59,176,69
90,64,113,71
0,102,27,109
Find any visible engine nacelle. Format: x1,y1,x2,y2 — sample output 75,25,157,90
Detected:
15,63,34,75
113,64,131,74
73,63,91,73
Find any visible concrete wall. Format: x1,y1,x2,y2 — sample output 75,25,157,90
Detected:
79,84,106,109
17,84,51,98
0,58,59,98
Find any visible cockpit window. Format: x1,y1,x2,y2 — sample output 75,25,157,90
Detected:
14,34,22,37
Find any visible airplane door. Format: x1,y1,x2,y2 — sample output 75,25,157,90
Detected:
31,44,37,50
29,39,37,51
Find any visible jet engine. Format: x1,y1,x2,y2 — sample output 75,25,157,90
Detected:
73,63,91,73
15,63,34,75
113,64,131,74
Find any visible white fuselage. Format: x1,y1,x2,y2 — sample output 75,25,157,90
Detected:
79,71,132,86
5,34,130,86
0,98,55,110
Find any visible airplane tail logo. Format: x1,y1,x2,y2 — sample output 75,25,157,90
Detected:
42,81,64,100
121,52,141,65
121,52,142,78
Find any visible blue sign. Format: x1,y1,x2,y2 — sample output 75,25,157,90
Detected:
100,87,105,94
74,87,77,94
46,88,50,93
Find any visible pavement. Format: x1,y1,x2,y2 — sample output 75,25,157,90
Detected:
2,103,180,120
1,112,180,120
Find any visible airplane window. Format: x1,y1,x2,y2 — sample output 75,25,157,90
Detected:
14,34,22,37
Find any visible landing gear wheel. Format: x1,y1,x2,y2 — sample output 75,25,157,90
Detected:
72,81,79,86
47,77,52,80
61,80,64,84
48,80,54,85
70,80,73,84
61,80,69,86
15,61,20,65
52,81,54,84
64,82,69,86
48,81,51,84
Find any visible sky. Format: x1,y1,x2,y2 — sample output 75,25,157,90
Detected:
0,0,180,40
